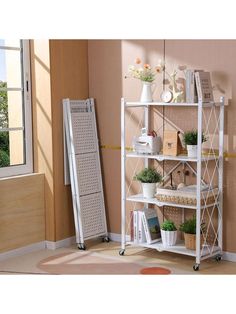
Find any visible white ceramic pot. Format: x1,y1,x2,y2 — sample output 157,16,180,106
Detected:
187,145,198,158
142,183,156,198
140,82,155,102
161,229,177,247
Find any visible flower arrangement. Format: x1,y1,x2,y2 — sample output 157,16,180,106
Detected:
125,58,164,83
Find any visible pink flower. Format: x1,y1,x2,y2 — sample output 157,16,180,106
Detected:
135,57,141,64
155,65,162,73
143,63,150,69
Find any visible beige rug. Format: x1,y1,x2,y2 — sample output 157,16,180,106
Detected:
37,251,171,275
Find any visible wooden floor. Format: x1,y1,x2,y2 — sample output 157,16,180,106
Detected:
87,239,236,274
0,239,236,274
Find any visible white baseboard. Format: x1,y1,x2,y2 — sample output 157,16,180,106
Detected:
45,236,76,250
222,251,236,262
0,241,46,262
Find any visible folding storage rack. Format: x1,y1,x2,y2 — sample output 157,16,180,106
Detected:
63,98,109,250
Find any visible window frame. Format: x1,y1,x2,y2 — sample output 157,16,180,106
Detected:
0,40,33,178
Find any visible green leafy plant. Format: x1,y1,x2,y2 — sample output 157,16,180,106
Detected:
161,220,177,231
183,130,207,146
134,167,162,183
179,215,205,234
0,149,10,167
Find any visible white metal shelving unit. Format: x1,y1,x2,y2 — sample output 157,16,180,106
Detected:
119,97,225,271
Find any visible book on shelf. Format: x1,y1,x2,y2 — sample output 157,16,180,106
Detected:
133,210,139,244
138,210,146,243
131,209,146,243
141,208,161,244
185,69,203,103
195,71,214,103
130,210,134,242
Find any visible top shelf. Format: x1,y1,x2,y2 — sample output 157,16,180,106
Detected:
125,101,223,108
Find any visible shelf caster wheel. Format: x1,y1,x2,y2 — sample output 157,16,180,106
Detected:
193,264,200,271
78,243,86,250
102,236,110,243
215,255,222,262
119,249,125,256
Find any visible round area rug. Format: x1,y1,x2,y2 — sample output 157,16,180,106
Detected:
140,267,171,275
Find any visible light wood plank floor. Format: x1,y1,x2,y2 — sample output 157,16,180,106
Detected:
0,239,236,274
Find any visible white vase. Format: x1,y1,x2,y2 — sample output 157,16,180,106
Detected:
140,81,155,102
142,183,156,198
161,229,177,247
187,145,198,158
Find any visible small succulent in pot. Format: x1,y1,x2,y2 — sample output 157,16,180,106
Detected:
134,167,162,198
160,220,177,247
183,130,207,158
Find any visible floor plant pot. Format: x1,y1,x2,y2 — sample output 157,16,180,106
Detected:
142,183,156,198
161,229,177,247
184,233,203,250
187,145,198,158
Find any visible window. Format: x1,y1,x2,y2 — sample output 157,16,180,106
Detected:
0,40,32,178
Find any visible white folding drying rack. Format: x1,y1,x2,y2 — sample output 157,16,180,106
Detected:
63,98,109,250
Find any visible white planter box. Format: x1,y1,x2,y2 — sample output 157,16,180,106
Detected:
161,229,177,247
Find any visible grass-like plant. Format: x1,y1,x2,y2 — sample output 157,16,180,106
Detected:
183,130,207,146
161,220,177,231
134,167,162,183
179,215,205,234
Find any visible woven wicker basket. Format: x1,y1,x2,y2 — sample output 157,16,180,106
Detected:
184,233,203,250
156,186,218,206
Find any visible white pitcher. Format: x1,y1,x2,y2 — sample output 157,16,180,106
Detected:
140,81,156,103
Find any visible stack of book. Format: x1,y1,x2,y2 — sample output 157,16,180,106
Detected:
186,69,214,103
130,208,161,244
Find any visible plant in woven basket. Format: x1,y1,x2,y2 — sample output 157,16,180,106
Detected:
160,220,177,247
179,215,206,250
179,215,206,234
134,167,162,198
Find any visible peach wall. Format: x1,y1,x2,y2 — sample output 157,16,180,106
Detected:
88,40,236,253
49,40,89,241
31,40,89,242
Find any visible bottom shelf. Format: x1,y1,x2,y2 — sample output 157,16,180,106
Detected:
127,240,221,258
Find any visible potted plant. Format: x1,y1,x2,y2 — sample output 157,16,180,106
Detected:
179,215,205,250
134,167,162,198
183,130,207,158
160,220,177,247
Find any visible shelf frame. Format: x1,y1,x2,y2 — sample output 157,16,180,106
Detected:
120,97,225,269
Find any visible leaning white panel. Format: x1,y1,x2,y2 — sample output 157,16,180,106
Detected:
63,98,108,249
